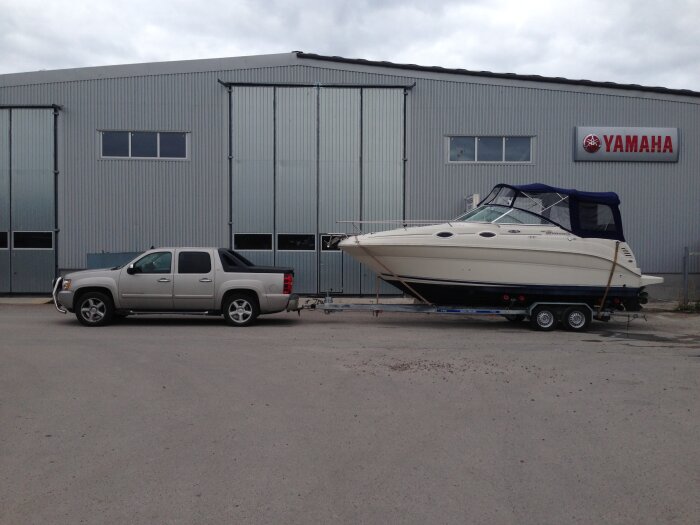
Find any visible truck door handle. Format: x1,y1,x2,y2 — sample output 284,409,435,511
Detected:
199,278,213,283
157,278,171,283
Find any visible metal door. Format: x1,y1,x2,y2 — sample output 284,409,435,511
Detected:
0,109,56,293
227,85,406,296
360,90,404,295
318,89,362,294
0,111,9,292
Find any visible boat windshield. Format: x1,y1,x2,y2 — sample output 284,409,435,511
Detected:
456,205,556,225
470,185,573,230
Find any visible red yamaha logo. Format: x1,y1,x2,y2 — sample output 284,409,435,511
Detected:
583,134,601,153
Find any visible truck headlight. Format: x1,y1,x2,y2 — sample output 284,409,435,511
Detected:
62,279,72,290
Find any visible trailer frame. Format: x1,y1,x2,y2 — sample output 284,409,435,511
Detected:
296,293,645,332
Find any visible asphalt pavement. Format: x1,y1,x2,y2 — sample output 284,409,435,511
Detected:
1,304,698,524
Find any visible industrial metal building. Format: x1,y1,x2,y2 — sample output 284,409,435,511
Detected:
0,51,698,297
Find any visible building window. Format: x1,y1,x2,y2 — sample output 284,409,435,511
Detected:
100,131,189,159
448,136,532,163
234,234,273,251
320,234,346,251
12,231,53,249
278,234,315,251
0,232,8,249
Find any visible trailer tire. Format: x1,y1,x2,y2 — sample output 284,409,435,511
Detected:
562,306,591,332
530,306,557,331
504,314,526,323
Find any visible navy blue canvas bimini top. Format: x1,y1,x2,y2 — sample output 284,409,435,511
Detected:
480,183,626,242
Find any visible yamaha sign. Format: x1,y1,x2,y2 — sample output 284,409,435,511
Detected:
575,127,679,162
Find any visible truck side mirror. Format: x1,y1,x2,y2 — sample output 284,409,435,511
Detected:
126,264,136,275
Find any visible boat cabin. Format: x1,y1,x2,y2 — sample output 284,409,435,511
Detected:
458,183,625,242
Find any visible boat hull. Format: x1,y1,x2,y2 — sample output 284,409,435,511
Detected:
339,227,654,310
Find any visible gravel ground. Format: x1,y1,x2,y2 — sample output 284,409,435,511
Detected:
0,304,698,524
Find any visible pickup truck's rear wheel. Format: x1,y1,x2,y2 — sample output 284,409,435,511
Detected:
75,291,114,327
223,293,259,327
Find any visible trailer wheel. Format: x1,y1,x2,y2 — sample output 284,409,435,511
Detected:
562,306,591,332
504,314,526,323
530,306,557,331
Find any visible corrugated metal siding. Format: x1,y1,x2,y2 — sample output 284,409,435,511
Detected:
10,250,54,293
11,109,53,230
0,110,8,292
275,87,317,233
231,86,274,233
0,110,8,232
318,89,361,233
318,89,362,294
361,90,404,294
274,87,318,292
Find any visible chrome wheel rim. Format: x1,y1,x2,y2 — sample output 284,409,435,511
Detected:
536,310,555,328
567,311,586,329
80,298,106,323
228,299,252,324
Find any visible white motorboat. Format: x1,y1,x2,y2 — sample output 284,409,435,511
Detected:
339,183,663,310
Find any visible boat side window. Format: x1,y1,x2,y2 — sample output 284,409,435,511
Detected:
485,187,516,206
578,202,618,233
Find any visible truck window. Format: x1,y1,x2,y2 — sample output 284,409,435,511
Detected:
178,251,212,274
134,252,172,274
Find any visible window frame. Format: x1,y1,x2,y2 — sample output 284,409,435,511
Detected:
99,130,190,161
11,231,54,250
446,135,534,164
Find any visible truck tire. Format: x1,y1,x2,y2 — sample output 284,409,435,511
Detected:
561,306,592,332
529,305,557,331
223,292,259,327
75,291,114,327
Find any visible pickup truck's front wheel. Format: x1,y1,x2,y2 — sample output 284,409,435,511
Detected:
223,293,259,327
75,291,114,327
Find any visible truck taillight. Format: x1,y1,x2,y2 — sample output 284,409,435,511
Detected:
283,273,293,295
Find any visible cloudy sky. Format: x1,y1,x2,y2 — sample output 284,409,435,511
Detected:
1,0,699,90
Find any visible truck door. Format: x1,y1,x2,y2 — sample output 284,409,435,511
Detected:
173,249,216,310
118,250,174,310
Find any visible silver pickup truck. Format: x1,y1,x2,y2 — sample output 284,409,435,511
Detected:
52,247,297,327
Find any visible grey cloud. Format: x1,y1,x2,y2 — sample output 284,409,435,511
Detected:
0,0,698,91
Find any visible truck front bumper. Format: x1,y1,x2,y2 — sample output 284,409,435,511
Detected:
52,277,74,313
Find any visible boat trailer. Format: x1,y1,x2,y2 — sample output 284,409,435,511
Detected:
294,293,645,332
